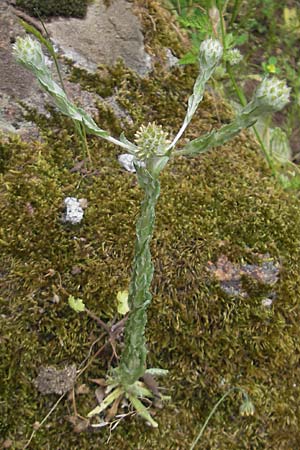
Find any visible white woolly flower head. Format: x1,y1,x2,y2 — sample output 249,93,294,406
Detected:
134,123,170,161
225,48,243,66
12,36,49,74
199,38,223,69
255,77,290,111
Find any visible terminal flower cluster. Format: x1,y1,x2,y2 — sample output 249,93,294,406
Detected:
134,123,170,160
255,77,290,111
199,38,223,70
13,36,50,75
224,48,243,66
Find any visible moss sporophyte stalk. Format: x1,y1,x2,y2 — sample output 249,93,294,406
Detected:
13,35,290,428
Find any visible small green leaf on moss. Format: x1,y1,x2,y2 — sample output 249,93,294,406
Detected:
117,290,129,315
68,295,86,313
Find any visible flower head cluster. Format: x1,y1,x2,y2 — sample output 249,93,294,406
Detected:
239,397,255,417
255,77,290,111
12,36,50,75
199,38,223,70
224,48,243,66
134,123,170,161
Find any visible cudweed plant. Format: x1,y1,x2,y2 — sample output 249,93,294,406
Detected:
13,35,289,428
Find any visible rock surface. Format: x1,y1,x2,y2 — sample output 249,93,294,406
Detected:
0,1,43,139
0,0,150,139
46,0,152,75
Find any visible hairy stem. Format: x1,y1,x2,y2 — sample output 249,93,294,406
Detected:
115,166,161,386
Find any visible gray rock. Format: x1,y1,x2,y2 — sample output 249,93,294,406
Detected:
261,298,273,308
0,2,42,139
46,0,152,75
34,364,77,395
165,48,179,68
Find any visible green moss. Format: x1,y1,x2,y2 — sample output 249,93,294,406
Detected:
15,0,90,18
1,1,300,449
0,138,13,173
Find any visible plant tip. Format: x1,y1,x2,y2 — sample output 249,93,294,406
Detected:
225,48,243,66
199,38,223,69
12,36,48,73
239,397,255,417
134,123,170,161
255,77,290,111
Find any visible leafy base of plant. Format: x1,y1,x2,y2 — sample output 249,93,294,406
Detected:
87,370,170,428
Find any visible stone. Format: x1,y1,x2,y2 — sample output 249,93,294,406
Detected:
45,0,152,75
63,197,84,224
34,365,77,395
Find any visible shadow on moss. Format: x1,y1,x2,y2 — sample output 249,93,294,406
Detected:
15,0,91,18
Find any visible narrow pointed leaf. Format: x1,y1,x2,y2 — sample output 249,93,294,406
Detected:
145,368,169,377
87,387,124,418
117,290,129,315
127,394,158,428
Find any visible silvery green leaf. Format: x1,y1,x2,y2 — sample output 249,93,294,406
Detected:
119,132,137,153
270,127,292,163
147,155,169,177
126,394,158,428
145,368,169,377
168,43,222,150
77,107,109,137
87,387,124,417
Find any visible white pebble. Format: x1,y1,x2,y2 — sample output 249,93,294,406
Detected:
63,197,84,224
261,298,273,308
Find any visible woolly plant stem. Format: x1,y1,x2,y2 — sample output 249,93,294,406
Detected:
115,166,161,387
226,64,276,174
168,66,217,150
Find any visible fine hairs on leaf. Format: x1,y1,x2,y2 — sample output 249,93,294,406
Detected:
13,25,290,431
